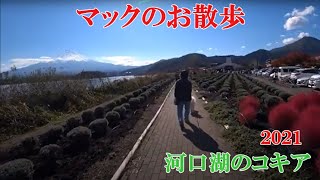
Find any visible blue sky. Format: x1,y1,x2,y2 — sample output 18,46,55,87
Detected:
1,0,319,72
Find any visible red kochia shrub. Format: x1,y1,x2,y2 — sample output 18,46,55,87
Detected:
306,92,320,107
268,103,299,130
292,106,320,150
238,106,257,125
239,96,260,112
238,96,260,125
288,93,309,112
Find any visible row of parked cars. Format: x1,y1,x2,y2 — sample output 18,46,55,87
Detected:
252,66,320,89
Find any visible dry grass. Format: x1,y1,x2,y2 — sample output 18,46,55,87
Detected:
0,74,170,142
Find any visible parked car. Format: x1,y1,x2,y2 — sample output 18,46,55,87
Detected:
297,76,313,87
257,68,268,76
308,74,320,89
251,69,259,75
277,66,300,81
262,69,272,76
290,68,319,82
264,68,278,78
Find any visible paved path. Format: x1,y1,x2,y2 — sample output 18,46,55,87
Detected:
121,89,253,180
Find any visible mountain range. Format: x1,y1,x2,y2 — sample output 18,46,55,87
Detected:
125,36,320,74
8,60,137,76
5,36,320,76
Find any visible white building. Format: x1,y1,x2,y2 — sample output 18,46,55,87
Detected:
213,57,244,70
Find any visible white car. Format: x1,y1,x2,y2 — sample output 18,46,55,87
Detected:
296,76,312,87
278,66,300,81
290,68,319,82
308,74,320,89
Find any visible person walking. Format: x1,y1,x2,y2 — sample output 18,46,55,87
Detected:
174,70,192,130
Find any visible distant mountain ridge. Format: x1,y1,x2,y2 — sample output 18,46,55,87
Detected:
5,36,320,76
8,60,137,76
125,36,320,74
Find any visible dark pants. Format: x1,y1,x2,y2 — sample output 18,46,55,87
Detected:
177,101,191,123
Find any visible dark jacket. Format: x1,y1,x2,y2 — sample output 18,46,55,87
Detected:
174,78,192,102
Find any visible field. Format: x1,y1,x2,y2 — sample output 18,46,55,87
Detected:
0,74,174,179
0,74,170,142
193,71,319,179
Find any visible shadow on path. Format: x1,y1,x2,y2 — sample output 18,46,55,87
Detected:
182,121,221,153
191,111,203,119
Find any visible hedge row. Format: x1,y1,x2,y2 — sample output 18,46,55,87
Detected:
0,78,174,179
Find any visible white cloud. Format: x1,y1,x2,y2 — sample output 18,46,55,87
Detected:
9,57,55,69
291,6,315,17
284,13,291,17
196,50,204,53
241,46,246,49
266,43,272,47
280,35,286,38
283,37,296,45
2,52,156,72
284,16,308,30
96,56,155,66
313,24,318,28
208,48,213,51
3,52,87,71
282,31,310,45
275,42,279,44
297,32,309,39
56,52,87,61
314,13,319,17
283,6,315,30
1,64,11,72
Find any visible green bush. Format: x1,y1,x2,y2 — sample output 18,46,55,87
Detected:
238,91,249,97
119,96,128,104
132,90,142,97
200,82,209,89
113,106,127,119
218,87,230,94
141,92,150,100
94,107,105,119
122,103,131,110
138,96,146,103
128,98,140,109
220,92,228,98
0,159,34,180
274,89,282,96
125,93,134,99
236,88,247,94
266,86,273,92
278,92,292,101
265,96,283,109
252,87,263,93
66,117,81,132
142,86,148,91
81,111,95,124
106,111,121,128
114,98,122,106
256,90,267,98
260,94,269,104
207,85,216,92
104,101,116,111
269,87,277,93
149,88,157,94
